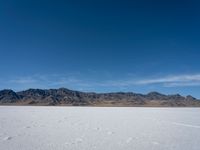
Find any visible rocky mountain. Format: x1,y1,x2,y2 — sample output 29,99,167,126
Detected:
0,88,200,106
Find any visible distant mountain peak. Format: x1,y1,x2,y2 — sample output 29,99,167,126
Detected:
186,95,196,100
147,91,165,96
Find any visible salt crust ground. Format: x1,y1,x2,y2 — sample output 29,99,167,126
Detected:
0,106,200,150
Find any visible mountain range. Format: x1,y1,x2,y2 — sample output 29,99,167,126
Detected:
0,88,200,107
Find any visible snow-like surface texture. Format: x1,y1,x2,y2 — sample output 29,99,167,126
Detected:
0,106,200,150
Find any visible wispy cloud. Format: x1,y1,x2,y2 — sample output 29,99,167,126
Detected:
2,73,200,91
164,82,200,87
5,74,93,91
9,78,37,84
136,74,200,87
89,74,200,88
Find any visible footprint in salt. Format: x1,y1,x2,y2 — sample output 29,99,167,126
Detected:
75,138,83,143
152,141,160,145
93,127,101,131
70,138,83,145
58,120,62,123
107,131,114,135
126,137,133,144
23,126,31,129
3,136,12,141
64,142,70,146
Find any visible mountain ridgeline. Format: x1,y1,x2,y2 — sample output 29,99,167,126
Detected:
0,88,200,107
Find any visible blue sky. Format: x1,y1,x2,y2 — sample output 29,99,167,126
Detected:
0,0,200,98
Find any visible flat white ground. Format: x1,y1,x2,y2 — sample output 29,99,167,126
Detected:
0,106,200,150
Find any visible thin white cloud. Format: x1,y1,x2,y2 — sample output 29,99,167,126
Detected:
92,74,200,88
9,78,37,84
164,81,200,87
4,73,200,91
6,74,93,91
136,74,200,87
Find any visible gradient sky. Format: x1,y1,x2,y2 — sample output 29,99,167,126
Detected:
0,0,200,97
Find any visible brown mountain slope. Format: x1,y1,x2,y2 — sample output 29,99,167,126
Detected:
0,88,200,107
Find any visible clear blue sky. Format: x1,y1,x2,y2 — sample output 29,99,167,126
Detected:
0,0,200,98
